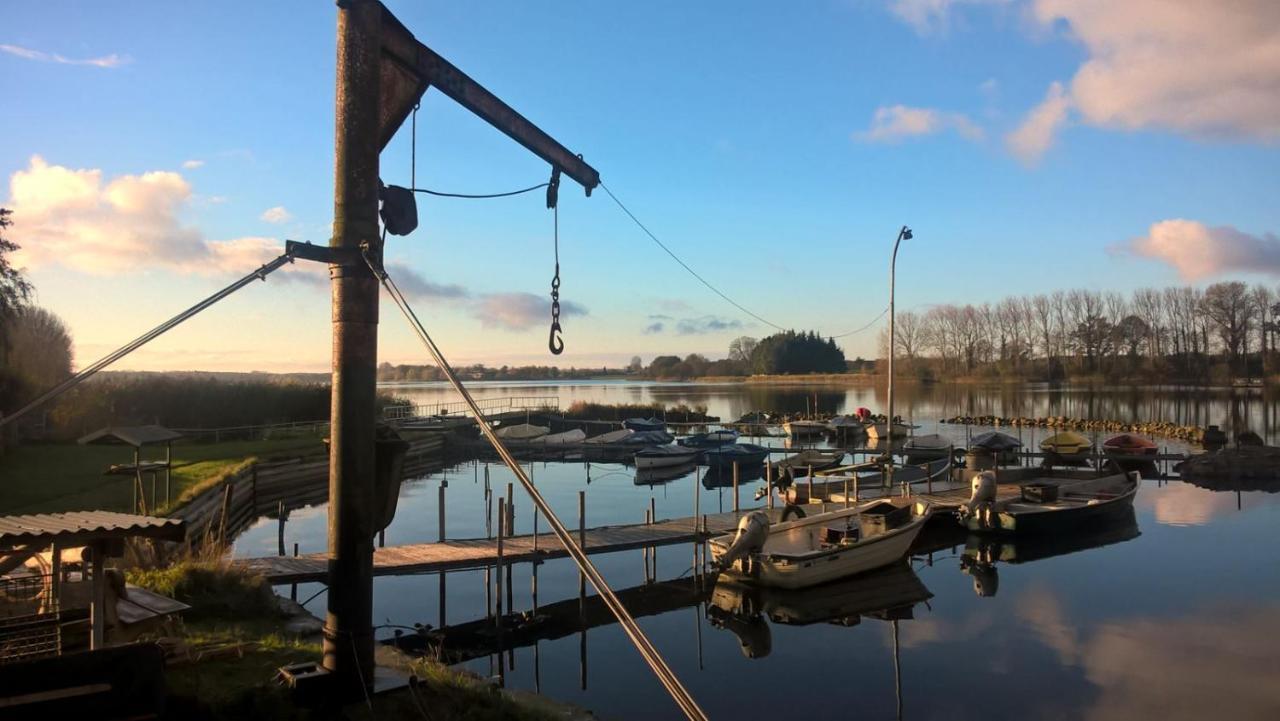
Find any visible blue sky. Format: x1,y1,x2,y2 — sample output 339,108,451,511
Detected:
3,0,1278,371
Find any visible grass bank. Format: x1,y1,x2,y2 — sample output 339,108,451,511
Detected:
127,560,574,721
0,436,326,515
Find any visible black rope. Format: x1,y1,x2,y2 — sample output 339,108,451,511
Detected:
411,183,549,199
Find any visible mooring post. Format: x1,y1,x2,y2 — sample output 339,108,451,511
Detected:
496,497,505,625
732,461,740,512
277,500,286,556
324,0,381,694
439,572,447,629
764,460,774,509
644,508,652,583
844,476,850,509
291,542,299,602
438,481,446,542
578,490,586,597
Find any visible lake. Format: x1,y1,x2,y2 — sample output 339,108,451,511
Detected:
231,381,1280,719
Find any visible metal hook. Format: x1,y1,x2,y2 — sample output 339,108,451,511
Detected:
548,320,564,355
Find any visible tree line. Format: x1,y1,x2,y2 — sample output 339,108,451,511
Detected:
643,331,848,379
881,282,1280,382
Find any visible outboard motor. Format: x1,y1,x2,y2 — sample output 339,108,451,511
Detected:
716,510,770,572
957,470,998,527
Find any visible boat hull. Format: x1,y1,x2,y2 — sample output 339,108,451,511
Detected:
963,473,1139,534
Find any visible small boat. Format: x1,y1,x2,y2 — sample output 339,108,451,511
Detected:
865,421,911,440
620,430,675,445
1102,433,1157,457
532,428,586,445
710,500,932,589
623,417,666,432
702,443,770,470
825,415,866,434
957,468,1139,534
1039,431,1093,455
768,449,845,477
678,429,740,448
494,423,549,441
635,444,701,469
903,433,951,461
784,420,828,438
781,457,951,505
583,428,635,444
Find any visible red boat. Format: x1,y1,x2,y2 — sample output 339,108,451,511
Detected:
1103,434,1158,457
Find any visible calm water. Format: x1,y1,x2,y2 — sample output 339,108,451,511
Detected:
231,382,1280,719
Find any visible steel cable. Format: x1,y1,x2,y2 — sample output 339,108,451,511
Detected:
364,250,709,721
0,252,295,431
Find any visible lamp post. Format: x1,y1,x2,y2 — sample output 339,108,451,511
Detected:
885,225,912,485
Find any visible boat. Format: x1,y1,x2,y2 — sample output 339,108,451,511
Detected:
966,430,1023,467
677,429,740,448
583,428,635,444
768,449,845,478
709,499,932,589
531,428,586,445
1039,430,1094,466
493,423,549,441
783,420,828,438
623,417,665,432
1102,433,1157,457
619,430,675,446
957,467,1140,534
781,457,952,505
903,433,951,462
826,415,867,436
634,444,701,469
865,421,911,440
702,443,770,470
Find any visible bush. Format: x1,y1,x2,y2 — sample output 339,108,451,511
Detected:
127,560,277,622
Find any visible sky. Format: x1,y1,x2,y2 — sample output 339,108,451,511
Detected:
2,0,1279,372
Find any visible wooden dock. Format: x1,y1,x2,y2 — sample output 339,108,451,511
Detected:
239,508,782,584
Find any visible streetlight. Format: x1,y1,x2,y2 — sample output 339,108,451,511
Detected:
885,225,911,484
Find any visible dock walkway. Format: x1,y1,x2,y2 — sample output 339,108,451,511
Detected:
239,508,781,584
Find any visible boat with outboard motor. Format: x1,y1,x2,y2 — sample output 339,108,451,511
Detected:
709,499,932,589
768,449,845,477
779,457,952,505
957,467,1139,534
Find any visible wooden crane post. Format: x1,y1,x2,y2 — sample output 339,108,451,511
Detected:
322,0,599,698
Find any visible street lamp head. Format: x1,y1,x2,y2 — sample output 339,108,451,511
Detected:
900,226,913,241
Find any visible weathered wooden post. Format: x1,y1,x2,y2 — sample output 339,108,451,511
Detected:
578,490,586,597
764,460,774,509
732,461,740,512
496,497,506,624
438,481,446,541
277,500,286,556
324,0,381,693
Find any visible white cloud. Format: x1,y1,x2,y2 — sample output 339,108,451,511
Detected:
471,292,587,331
856,104,984,143
181,159,205,170
387,262,468,300
260,206,292,224
886,0,1012,34
0,43,128,68
1124,219,1280,281
1006,81,1071,164
1011,0,1280,162
4,155,309,278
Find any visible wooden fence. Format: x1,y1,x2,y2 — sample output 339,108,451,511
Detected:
174,433,447,543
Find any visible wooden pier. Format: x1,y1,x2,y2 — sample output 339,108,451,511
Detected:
239,507,783,584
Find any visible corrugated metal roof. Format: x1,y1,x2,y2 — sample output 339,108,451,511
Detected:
0,511,185,549
78,425,183,447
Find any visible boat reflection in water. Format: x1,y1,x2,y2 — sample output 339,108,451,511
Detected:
960,507,1141,597
701,462,764,489
706,561,932,659
633,461,698,487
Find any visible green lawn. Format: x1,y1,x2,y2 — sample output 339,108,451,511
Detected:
0,437,327,515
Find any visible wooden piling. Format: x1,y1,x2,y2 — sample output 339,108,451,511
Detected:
732,462,740,512
578,490,586,597
496,497,505,625
277,500,286,556
438,482,446,542
764,460,774,509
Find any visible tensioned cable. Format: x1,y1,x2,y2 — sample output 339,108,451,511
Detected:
599,180,887,339
0,252,295,431
410,183,549,199
362,249,709,721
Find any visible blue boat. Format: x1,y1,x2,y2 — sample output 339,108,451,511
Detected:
702,443,770,470
623,417,666,432
677,429,740,448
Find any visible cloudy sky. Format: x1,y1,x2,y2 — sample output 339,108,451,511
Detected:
2,0,1278,372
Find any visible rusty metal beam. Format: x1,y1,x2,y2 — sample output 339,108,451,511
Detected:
378,4,600,194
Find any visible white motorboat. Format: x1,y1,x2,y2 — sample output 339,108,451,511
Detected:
533,428,587,445
583,428,635,444
784,420,828,438
709,500,931,589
